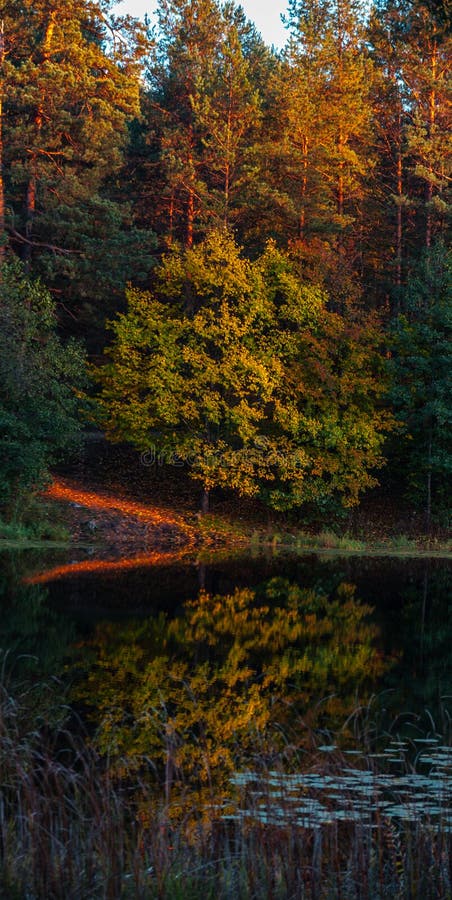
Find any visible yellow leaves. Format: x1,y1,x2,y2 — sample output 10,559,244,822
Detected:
94,230,395,510
71,577,393,791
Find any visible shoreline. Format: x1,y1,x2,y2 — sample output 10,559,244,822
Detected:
1,475,450,559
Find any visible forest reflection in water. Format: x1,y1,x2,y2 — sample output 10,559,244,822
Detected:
0,550,451,825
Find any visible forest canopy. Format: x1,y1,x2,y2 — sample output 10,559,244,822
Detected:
0,0,450,523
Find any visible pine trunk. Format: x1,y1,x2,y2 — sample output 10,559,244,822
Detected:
187,185,194,248
0,20,5,268
396,139,403,291
299,136,308,240
24,14,55,266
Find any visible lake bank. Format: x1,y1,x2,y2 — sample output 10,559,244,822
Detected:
1,471,450,558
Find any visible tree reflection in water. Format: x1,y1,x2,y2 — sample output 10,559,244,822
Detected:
73,578,390,796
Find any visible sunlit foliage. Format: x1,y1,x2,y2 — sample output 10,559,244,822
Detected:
74,578,388,786
94,230,393,510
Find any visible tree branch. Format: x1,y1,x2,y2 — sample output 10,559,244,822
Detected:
9,229,83,255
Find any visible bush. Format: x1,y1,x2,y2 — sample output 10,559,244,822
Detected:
0,261,86,520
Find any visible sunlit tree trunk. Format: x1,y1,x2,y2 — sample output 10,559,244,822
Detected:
425,43,437,250
0,20,5,268
396,133,403,289
24,13,56,267
299,136,309,239
200,487,209,514
187,183,194,248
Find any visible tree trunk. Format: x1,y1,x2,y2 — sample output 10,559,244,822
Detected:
23,176,36,267
24,14,55,267
198,562,207,590
186,139,195,248
425,426,432,531
396,136,403,293
224,98,232,228
168,189,174,246
0,20,5,268
337,157,344,221
200,487,209,514
187,183,194,248
299,135,308,240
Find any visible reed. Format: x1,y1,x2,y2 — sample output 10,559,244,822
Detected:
0,678,450,899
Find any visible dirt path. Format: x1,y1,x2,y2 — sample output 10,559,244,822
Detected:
25,477,198,584
46,477,194,535
47,476,197,546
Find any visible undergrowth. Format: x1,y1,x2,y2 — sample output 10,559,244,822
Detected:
0,498,70,544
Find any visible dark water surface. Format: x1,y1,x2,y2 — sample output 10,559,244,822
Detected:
2,549,451,720
1,548,451,827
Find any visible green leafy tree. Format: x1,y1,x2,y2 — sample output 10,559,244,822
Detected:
389,242,452,525
259,243,394,509
95,230,283,511
95,230,393,512
0,261,85,519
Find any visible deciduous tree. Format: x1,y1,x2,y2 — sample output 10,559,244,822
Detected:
94,230,393,511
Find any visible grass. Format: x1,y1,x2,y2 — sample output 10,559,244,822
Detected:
295,530,367,551
0,498,71,547
211,524,451,557
0,675,450,899
194,510,451,557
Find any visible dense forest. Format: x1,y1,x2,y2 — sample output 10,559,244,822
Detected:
0,0,450,527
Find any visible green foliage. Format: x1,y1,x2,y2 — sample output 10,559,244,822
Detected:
95,230,393,510
142,0,275,246
0,261,85,518
1,0,155,330
389,243,452,520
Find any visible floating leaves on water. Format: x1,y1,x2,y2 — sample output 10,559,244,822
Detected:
231,741,452,830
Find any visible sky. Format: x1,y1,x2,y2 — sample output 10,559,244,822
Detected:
115,0,288,48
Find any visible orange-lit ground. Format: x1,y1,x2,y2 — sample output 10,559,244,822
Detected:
44,478,191,531
25,478,196,585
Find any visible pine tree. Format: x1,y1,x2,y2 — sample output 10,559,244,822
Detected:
144,0,224,247
368,0,451,300
267,0,376,293
1,0,153,325
189,6,261,230
142,0,274,248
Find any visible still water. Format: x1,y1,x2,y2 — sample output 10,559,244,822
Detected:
1,548,451,828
